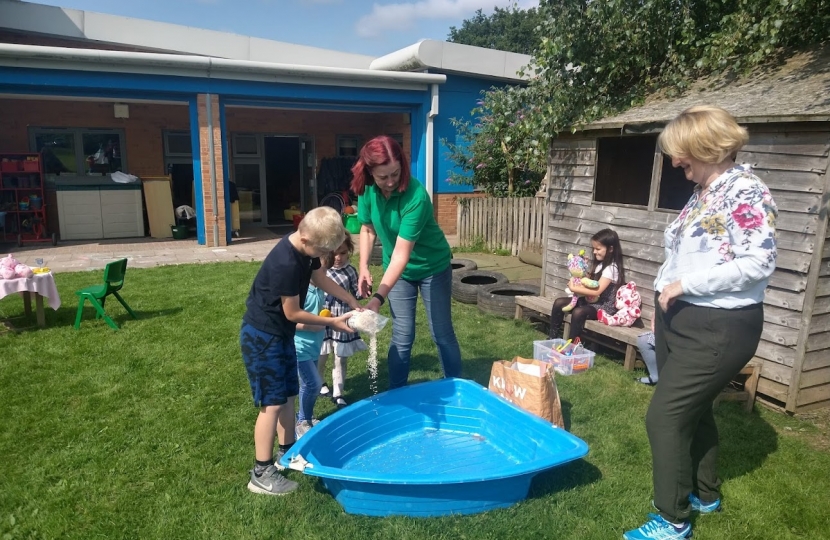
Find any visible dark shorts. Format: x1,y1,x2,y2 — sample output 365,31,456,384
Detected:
240,322,299,407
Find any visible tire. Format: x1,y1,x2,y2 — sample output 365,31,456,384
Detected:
518,250,543,268
477,283,541,319
450,258,477,272
452,270,509,304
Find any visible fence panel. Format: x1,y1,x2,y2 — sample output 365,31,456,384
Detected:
457,196,546,256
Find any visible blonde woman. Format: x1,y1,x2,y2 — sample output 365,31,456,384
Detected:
624,106,778,540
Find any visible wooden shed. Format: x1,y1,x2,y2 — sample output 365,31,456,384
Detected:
540,45,830,412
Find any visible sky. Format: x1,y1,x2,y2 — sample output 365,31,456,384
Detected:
29,0,540,57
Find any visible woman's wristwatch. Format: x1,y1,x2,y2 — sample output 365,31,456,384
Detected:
372,292,386,306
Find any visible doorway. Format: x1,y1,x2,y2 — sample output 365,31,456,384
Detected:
231,133,316,227
264,136,301,224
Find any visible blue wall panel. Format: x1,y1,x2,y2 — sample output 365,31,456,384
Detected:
188,98,206,245
433,75,512,195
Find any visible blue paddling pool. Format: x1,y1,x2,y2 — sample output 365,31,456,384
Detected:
280,378,588,517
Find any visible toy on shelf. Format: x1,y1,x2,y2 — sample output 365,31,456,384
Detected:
0,152,57,247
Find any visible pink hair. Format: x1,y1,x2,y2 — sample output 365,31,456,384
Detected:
350,135,410,195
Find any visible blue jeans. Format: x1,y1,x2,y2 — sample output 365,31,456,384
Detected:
386,265,461,389
296,359,322,423
637,333,659,383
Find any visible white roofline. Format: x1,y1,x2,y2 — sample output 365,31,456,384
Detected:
0,43,446,91
0,0,375,69
370,40,531,82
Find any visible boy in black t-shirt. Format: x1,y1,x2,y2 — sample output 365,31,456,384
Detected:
240,206,360,495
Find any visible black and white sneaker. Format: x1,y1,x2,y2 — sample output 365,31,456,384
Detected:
319,384,331,397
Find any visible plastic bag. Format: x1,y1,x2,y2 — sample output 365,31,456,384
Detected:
347,310,389,334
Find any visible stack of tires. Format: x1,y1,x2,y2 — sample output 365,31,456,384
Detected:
450,258,539,318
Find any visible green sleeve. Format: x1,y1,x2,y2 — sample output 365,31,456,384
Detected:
357,189,372,224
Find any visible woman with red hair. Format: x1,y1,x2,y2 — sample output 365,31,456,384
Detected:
351,135,461,389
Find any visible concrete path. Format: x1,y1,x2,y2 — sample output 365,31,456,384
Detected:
2,228,542,286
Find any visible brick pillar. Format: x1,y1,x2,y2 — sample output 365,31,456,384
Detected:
197,94,227,247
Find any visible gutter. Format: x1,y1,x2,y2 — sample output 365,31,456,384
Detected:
425,84,439,200
0,43,447,88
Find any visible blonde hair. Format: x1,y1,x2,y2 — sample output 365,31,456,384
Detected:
298,206,345,252
658,105,749,164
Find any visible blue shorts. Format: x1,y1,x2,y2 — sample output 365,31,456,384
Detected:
240,323,299,407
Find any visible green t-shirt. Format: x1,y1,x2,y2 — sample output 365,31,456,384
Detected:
357,177,451,281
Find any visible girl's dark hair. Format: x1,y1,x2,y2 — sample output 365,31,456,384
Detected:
322,235,355,268
350,135,411,195
591,228,625,285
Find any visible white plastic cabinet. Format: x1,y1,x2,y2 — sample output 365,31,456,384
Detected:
55,177,144,240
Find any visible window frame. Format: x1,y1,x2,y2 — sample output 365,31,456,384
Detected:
232,134,261,158
29,127,128,176
163,130,193,157
592,134,657,209
335,134,362,157
590,133,691,213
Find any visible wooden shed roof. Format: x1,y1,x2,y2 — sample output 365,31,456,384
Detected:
586,44,830,131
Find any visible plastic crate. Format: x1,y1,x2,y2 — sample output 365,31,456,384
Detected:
533,339,595,375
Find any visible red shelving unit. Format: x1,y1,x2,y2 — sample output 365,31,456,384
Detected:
0,152,57,247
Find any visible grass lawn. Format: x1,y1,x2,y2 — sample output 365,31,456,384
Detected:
1,262,829,539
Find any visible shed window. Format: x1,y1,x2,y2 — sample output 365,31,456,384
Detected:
657,155,695,210
594,135,655,206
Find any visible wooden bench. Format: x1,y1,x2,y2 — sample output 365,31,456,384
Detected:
515,295,644,370
515,295,761,411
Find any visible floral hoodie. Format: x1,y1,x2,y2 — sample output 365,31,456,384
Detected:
654,164,778,309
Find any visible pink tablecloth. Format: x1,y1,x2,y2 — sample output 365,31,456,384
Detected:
0,273,62,310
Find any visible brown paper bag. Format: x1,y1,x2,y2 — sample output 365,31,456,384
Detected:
488,356,564,428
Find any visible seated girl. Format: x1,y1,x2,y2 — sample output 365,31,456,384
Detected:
549,228,626,340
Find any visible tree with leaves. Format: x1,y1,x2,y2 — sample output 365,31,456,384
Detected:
443,85,546,197
447,0,829,196
447,6,544,55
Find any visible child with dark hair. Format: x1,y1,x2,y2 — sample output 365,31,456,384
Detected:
549,228,626,340
317,235,366,408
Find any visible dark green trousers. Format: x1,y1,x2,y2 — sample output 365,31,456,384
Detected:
647,298,763,522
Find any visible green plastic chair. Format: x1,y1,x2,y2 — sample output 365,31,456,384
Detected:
73,258,137,330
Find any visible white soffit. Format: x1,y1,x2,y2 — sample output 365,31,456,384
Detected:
370,40,531,82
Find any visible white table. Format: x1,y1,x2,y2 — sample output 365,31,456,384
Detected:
0,273,61,328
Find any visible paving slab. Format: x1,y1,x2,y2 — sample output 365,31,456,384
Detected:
1,229,541,286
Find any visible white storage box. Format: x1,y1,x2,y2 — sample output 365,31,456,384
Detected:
533,339,595,375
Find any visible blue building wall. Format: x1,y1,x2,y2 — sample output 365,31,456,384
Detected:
433,74,513,195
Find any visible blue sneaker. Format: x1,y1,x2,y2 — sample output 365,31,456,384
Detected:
689,493,721,514
623,513,692,540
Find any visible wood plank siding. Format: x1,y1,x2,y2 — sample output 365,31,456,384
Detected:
543,124,830,412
